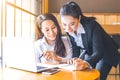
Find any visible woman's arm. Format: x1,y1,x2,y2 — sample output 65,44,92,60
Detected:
85,22,104,67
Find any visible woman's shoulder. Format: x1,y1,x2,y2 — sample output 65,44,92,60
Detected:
61,36,71,45
61,36,72,53
34,38,43,46
61,36,68,41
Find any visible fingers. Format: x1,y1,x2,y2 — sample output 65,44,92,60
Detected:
42,51,58,61
75,60,89,70
66,57,78,64
75,62,85,70
67,58,89,70
42,51,53,60
67,59,73,64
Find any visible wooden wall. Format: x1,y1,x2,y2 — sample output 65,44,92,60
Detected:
52,13,120,35
48,0,120,13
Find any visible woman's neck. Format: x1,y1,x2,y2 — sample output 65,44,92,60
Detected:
45,38,55,45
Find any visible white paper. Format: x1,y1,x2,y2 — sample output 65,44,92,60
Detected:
37,63,76,71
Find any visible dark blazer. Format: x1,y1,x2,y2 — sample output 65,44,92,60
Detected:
67,17,120,68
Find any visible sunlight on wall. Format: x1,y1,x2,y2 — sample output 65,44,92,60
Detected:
0,1,2,58
5,0,37,38
1,0,38,67
6,4,14,37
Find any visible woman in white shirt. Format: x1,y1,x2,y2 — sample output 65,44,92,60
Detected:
34,13,72,64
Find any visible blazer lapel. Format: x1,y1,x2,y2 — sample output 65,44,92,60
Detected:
81,34,89,51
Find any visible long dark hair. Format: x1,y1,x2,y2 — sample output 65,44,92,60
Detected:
60,1,96,21
36,13,66,57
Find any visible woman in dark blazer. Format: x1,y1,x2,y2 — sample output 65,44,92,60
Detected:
60,1,120,80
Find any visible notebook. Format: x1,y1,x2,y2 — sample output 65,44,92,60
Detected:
2,37,56,72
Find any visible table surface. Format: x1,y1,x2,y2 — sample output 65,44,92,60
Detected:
0,67,100,80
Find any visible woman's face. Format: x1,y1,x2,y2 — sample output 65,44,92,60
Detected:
41,20,57,41
61,15,80,34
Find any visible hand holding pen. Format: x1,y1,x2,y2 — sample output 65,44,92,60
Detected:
66,50,89,70
39,50,54,61
39,50,62,63
39,47,57,60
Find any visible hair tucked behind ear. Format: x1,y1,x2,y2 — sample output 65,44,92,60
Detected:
35,15,44,40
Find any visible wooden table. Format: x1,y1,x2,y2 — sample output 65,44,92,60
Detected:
0,67,100,80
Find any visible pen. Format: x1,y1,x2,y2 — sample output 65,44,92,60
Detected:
79,50,86,59
79,50,92,69
39,47,44,60
39,54,43,59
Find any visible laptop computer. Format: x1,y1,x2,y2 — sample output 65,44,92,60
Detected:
2,37,55,72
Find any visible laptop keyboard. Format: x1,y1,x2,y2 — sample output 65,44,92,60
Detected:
37,66,46,70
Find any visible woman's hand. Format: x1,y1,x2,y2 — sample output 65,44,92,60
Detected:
67,57,77,64
43,50,62,62
67,58,89,70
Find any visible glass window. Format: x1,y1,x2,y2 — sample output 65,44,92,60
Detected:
15,8,22,37
0,0,40,67
0,0,2,61
6,5,14,37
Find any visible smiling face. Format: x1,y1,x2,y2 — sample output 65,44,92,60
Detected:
41,20,57,43
61,15,80,34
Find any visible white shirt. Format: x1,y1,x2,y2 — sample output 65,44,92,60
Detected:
34,36,72,63
69,23,85,48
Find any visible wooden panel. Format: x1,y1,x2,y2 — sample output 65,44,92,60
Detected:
49,0,120,13
117,15,120,22
42,0,48,14
102,25,120,34
53,13,120,35
84,13,93,17
53,13,66,35
56,13,61,25
94,15,105,25
56,14,66,35
105,15,117,25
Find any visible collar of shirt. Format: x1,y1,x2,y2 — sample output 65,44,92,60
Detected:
69,23,85,37
40,36,55,51
41,36,47,45
41,36,55,47
68,23,85,48
76,23,85,35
